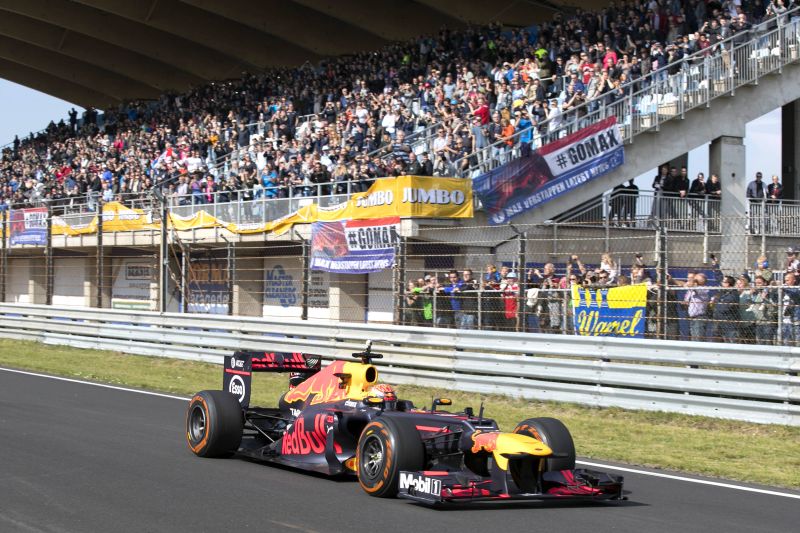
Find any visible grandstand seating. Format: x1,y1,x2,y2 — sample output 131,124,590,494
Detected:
1,1,797,227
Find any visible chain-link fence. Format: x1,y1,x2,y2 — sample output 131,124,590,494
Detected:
2,208,800,347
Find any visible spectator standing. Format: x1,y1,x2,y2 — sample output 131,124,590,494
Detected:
524,282,541,333
786,248,800,272
444,270,465,328
766,175,784,232
738,276,757,343
746,171,766,199
420,276,435,326
767,175,783,200
609,182,626,226
689,172,707,223
751,275,777,345
684,272,710,342
403,280,422,326
434,276,454,328
541,276,563,334
458,269,479,330
705,173,722,231
621,179,639,227
710,275,739,342
501,272,520,330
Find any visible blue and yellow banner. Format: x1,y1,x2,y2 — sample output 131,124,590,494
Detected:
571,283,647,338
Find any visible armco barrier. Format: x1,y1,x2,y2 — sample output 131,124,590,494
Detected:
0,303,797,426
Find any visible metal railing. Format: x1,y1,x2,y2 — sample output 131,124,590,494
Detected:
748,198,800,235
0,303,796,425
453,8,800,177
553,189,722,233
40,176,376,227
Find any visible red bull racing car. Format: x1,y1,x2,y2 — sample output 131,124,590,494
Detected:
186,343,624,504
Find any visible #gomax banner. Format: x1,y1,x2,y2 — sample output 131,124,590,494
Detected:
310,217,400,274
474,116,624,225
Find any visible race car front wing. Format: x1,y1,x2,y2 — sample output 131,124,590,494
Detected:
397,468,624,505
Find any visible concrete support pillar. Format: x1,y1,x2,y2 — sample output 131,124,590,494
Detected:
710,135,747,275
782,100,799,200
233,255,264,316
329,273,366,323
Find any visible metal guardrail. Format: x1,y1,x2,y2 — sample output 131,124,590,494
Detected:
0,303,796,425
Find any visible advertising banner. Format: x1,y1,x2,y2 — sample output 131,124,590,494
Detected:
474,117,624,225
310,217,400,274
168,175,473,236
571,283,647,338
188,260,229,314
264,262,300,310
111,259,156,310
9,207,47,246
51,202,158,237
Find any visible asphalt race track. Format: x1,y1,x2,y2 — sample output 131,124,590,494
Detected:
1,368,798,533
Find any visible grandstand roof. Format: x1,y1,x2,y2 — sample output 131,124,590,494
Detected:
0,0,607,108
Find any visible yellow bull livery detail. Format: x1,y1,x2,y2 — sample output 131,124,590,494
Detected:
470,431,552,471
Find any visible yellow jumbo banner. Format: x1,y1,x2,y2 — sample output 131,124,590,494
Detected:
49,175,473,237
170,175,473,235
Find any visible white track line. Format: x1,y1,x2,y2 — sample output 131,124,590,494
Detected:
576,460,800,499
3,366,799,500
0,367,188,401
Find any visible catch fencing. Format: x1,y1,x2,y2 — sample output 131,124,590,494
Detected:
0,303,796,426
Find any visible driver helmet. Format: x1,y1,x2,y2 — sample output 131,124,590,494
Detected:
369,384,397,408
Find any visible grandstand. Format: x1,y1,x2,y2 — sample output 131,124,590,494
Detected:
2,0,800,348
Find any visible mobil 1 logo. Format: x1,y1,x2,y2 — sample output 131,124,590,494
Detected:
399,472,442,500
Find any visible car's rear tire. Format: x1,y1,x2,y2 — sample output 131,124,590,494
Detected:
186,390,243,458
357,417,424,498
513,417,576,471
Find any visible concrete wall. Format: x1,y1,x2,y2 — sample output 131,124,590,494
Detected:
53,257,88,307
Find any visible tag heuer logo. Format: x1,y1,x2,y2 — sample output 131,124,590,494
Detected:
399,473,442,496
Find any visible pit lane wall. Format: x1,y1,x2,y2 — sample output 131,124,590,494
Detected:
0,303,796,426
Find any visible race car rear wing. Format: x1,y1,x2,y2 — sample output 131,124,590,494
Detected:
223,351,322,408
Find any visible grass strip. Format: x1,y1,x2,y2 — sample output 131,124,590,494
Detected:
0,338,798,489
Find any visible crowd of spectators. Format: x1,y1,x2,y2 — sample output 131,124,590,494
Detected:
402,247,800,346
1,1,787,215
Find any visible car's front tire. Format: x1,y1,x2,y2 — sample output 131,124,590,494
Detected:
357,417,424,498
186,390,243,458
513,417,576,471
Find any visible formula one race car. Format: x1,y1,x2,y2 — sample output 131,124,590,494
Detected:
185,342,624,504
